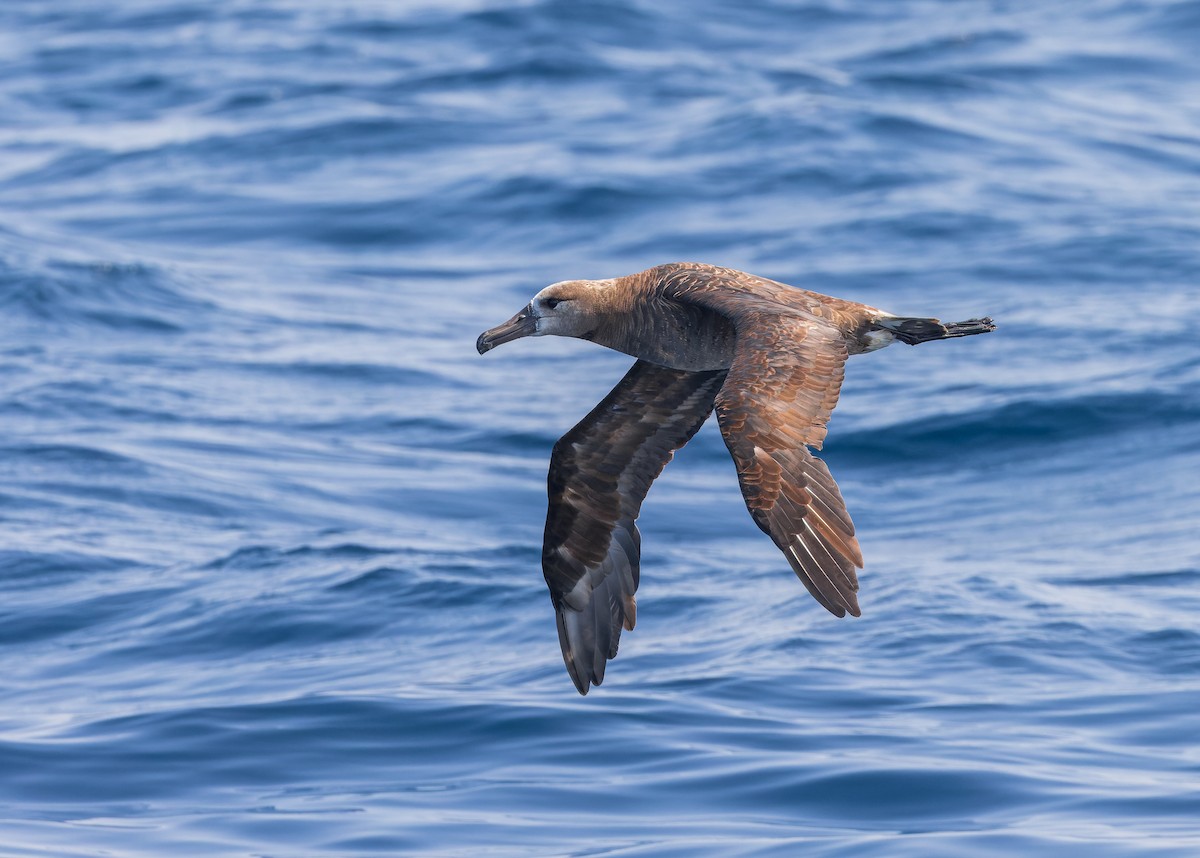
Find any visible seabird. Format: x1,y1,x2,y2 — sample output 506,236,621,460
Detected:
477,262,994,694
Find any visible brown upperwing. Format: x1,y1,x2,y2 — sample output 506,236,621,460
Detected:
689,295,864,618
543,359,728,693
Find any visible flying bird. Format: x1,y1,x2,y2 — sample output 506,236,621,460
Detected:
477,262,994,694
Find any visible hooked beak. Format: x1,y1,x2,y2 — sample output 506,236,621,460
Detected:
476,305,537,354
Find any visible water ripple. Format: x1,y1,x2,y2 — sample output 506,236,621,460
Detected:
1,0,1199,856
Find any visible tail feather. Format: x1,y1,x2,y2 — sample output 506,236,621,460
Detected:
876,316,995,345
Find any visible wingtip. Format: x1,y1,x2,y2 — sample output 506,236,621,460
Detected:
556,603,611,696
840,588,862,618
564,653,591,695
825,596,862,618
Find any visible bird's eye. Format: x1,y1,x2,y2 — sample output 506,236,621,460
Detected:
544,298,563,310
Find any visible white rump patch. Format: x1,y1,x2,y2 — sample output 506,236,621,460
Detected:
861,329,897,352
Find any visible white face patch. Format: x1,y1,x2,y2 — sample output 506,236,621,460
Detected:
529,281,595,338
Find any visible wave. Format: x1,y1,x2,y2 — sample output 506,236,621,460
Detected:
830,389,1200,467
3,1,1199,855
0,252,213,334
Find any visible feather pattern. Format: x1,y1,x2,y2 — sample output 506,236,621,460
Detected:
477,261,995,693
659,278,864,617
543,360,727,694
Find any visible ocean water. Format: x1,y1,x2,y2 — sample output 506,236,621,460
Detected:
2,1,1199,855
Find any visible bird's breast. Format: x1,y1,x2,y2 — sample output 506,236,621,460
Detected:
605,299,738,371
621,324,737,371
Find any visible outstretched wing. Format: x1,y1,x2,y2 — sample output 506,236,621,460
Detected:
544,360,727,694
711,312,864,617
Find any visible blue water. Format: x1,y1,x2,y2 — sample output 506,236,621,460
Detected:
2,1,1199,855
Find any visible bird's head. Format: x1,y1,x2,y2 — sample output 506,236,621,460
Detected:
476,279,611,354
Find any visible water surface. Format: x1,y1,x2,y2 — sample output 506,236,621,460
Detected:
2,1,1199,855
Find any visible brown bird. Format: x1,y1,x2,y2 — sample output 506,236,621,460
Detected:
477,262,994,694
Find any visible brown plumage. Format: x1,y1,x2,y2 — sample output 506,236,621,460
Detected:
477,262,994,694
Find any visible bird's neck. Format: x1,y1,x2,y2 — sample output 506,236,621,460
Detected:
583,274,738,371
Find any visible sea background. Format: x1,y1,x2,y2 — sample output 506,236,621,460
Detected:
2,1,1199,856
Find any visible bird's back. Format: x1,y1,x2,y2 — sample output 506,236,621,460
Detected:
625,263,883,364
